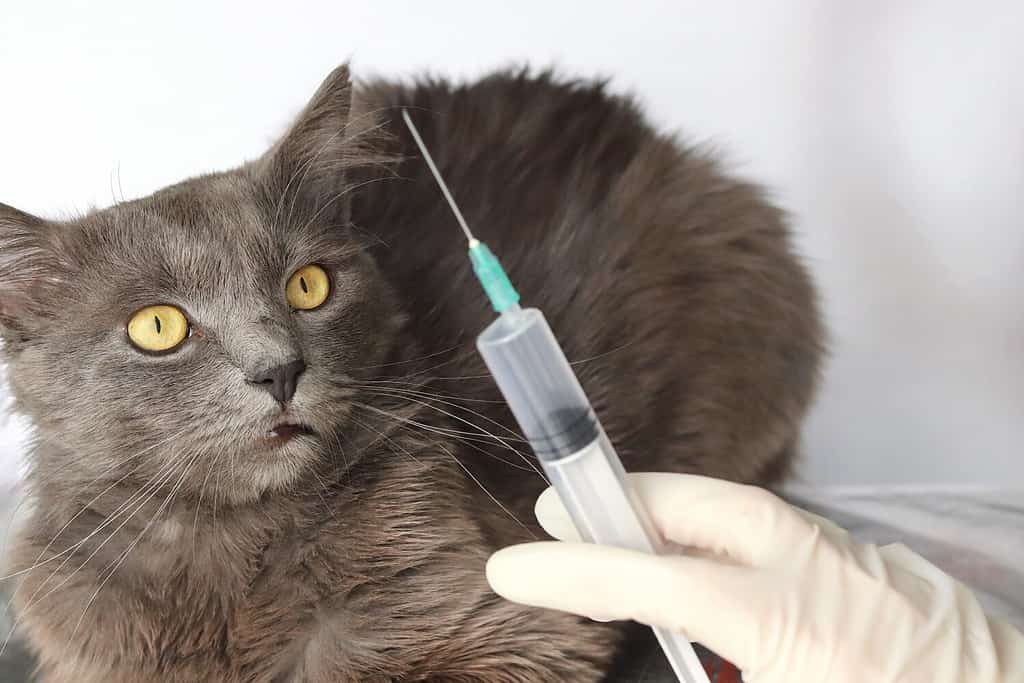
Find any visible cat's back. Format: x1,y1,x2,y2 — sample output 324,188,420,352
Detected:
353,69,824,485
353,69,721,355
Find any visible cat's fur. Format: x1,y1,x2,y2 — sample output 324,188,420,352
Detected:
0,65,823,682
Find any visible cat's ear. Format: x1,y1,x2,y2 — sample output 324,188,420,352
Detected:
0,203,70,344
256,64,370,226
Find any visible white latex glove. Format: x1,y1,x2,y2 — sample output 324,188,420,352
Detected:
486,473,1024,683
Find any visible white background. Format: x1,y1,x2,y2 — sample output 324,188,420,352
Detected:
1,1,1021,488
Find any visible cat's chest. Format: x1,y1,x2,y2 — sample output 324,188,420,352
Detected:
216,461,479,681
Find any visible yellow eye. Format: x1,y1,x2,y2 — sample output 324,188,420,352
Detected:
127,305,190,353
286,264,330,310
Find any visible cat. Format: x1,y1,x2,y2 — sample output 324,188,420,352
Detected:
0,64,823,682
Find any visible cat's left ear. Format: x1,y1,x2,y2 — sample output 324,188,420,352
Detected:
256,64,369,226
0,204,72,346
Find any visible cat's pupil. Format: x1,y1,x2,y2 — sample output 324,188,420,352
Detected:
154,316,162,334
300,277,308,294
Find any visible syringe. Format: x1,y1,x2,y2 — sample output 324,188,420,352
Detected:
402,111,711,683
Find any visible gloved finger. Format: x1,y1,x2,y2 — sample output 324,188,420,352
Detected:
487,540,766,669
533,486,583,542
533,485,733,554
533,472,817,566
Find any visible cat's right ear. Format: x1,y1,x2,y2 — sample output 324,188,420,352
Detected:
0,203,70,345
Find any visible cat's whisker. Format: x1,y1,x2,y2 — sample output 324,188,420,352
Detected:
357,345,484,384
116,163,125,204
1,444,189,610
350,390,522,444
353,380,505,404
106,162,126,206
0,461,147,624
333,427,351,473
28,423,195,501
108,167,119,205
347,342,462,373
212,451,224,535
355,410,537,475
432,441,535,539
344,414,425,467
356,406,527,472
11,449,188,620
330,428,360,478
1,448,192,657
316,420,351,477
229,447,239,507
70,449,204,640
2,427,191,584
353,402,537,474
308,467,340,523
192,452,219,560
410,371,496,382
349,384,525,441
351,389,546,482
566,337,640,367
345,407,538,551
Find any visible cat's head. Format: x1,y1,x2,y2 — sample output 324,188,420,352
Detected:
0,65,403,504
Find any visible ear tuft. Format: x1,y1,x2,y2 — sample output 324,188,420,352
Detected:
257,64,392,226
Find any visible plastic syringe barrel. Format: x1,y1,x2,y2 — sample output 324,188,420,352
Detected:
476,307,710,683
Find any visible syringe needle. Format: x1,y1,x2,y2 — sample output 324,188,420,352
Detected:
401,109,519,314
401,109,476,244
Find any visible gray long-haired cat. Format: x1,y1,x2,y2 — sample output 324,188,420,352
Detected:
0,64,823,682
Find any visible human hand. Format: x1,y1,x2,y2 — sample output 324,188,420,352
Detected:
486,473,1024,683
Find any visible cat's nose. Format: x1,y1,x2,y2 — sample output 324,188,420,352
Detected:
248,359,306,405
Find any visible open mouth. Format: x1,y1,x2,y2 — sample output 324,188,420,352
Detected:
263,422,314,447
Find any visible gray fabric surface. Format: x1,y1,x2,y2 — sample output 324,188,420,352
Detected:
2,485,1021,682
